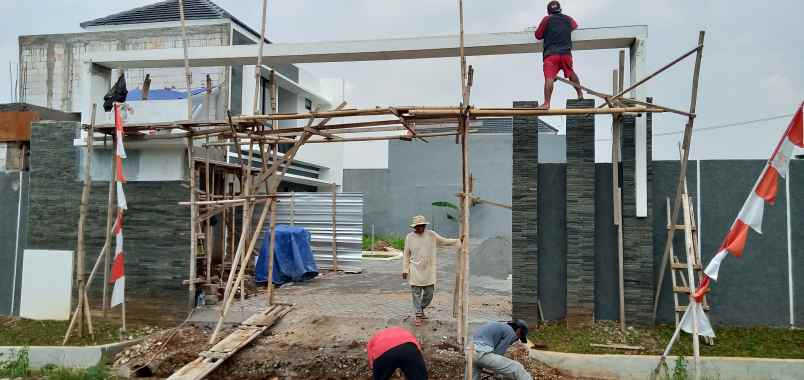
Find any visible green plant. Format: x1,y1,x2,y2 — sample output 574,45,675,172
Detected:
362,235,405,251
432,201,459,221
41,364,111,380
671,356,689,380
0,347,31,378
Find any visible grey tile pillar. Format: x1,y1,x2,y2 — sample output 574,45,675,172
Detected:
565,98,596,325
622,112,655,326
512,100,540,324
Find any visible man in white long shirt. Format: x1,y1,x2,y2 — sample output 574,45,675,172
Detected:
402,215,459,326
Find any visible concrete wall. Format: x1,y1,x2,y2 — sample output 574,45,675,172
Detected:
0,171,29,316
345,149,804,326
19,24,231,112
343,133,565,238
25,122,190,323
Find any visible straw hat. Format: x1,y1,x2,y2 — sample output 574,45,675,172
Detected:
409,215,429,228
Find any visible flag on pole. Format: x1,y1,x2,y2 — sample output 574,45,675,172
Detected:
110,103,128,308
700,102,803,289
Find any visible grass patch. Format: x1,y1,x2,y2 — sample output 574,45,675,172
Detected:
0,348,30,378
0,317,156,347
531,321,804,359
0,348,116,379
362,234,405,251
39,363,113,380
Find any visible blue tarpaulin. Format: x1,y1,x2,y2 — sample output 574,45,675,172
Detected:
255,225,318,285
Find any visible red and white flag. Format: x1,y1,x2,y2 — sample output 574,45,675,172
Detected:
110,103,128,308
702,102,803,285
111,210,125,307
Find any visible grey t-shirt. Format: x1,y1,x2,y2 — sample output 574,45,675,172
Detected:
471,321,519,355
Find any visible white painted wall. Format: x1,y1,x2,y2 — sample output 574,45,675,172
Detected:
19,250,73,320
343,141,390,169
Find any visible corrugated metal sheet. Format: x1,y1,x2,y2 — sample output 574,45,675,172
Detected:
264,192,364,270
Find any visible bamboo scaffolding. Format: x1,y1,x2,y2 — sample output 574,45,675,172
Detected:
63,104,97,343
654,31,706,322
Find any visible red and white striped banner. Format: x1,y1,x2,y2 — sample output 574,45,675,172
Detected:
110,103,128,308
696,102,803,298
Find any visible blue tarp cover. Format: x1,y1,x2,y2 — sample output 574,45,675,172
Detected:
255,225,318,285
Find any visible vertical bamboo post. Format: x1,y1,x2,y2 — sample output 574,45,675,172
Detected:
205,136,212,284
179,0,198,309
75,104,97,338
266,68,280,305
187,136,197,308
331,183,339,272
457,0,473,377
682,191,701,379
252,0,268,116
265,199,278,305
178,0,193,121
654,31,706,320
614,50,626,335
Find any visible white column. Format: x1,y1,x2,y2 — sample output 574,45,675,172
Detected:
241,65,258,116
630,37,648,217
80,62,111,124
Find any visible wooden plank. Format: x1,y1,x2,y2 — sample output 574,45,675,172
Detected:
675,305,710,312
590,343,645,351
168,305,292,380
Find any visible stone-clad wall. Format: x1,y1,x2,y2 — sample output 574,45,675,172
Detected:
511,101,540,324
26,122,189,323
621,115,655,326
565,98,596,324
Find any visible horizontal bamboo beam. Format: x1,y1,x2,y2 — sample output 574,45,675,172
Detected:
470,106,663,117
305,130,473,144
554,77,694,118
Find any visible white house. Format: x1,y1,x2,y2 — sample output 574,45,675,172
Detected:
18,0,347,190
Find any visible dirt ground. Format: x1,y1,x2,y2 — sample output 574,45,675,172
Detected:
113,249,572,379
115,317,570,380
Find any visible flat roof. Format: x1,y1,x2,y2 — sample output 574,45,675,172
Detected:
85,25,647,69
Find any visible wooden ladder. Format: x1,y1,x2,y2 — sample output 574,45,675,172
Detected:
665,185,712,334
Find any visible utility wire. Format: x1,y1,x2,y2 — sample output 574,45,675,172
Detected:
594,113,796,142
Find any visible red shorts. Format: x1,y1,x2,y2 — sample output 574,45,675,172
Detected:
543,54,575,80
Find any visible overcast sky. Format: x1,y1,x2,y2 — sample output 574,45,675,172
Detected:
1,0,802,160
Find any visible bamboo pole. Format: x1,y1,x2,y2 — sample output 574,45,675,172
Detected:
265,199,278,305
178,0,193,120
252,0,268,116
555,77,693,118
457,1,473,377
602,43,703,108
304,131,465,143
612,65,626,335
654,31,706,321
187,135,198,308
682,190,701,379
65,105,97,342
205,135,212,284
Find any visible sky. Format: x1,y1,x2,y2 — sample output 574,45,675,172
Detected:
1,0,802,161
